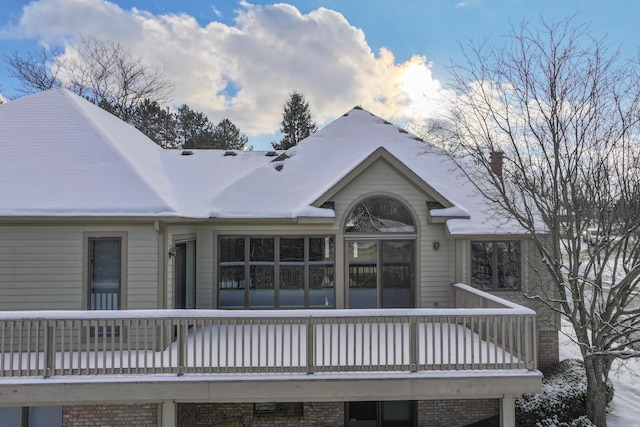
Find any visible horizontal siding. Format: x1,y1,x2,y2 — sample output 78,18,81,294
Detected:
197,226,214,309
0,225,160,311
126,227,160,310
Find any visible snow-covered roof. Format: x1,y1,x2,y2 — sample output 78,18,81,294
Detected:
0,89,523,235
0,89,179,217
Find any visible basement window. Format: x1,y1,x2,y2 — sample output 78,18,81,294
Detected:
254,402,303,417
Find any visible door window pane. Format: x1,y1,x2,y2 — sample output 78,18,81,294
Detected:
348,241,378,308
89,238,121,310
175,240,196,309
381,241,413,308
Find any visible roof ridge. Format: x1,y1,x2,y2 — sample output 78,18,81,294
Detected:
61,90,181,214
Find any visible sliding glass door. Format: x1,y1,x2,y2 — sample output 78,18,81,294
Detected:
347,240,414,308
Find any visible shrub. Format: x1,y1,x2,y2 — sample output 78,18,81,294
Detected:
516,359,613,427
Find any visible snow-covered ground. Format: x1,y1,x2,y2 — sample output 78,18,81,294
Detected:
559,319,640,426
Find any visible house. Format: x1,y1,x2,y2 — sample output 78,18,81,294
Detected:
0,89,558,427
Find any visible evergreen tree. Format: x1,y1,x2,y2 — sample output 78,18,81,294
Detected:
211,118,248,150
130,99,177,148
175,104,216,149
272,91,317,150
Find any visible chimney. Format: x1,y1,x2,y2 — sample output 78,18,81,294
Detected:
490,151,504,176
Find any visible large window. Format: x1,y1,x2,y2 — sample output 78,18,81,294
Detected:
471,241,521,290
87,236,124,310
0,406,62,427
219,236,335,309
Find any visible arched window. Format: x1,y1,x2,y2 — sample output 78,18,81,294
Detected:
344,196,415,233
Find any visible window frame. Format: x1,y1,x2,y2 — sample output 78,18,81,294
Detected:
218,235,336,309
83,232,128,310
470,240,521,291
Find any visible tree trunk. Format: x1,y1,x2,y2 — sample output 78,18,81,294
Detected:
584,355,613,427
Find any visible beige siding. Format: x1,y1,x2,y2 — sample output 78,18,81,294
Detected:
127,227,161,309
0,225,160,311
196,226,214,309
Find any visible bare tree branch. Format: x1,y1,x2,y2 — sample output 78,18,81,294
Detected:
425,16,640,427
5,36,173,120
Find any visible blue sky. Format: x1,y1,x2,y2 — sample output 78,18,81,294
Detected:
1,0,639,149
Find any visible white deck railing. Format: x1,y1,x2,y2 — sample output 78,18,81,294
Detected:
0,284,537,379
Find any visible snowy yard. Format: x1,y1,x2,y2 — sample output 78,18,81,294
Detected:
559,319,640,426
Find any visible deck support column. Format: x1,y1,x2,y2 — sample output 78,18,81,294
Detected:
500,394,515,427
161,400,176,427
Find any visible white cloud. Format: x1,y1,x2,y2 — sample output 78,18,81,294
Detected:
5,0,449,141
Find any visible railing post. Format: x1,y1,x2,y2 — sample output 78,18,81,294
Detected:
306,319,315,374
177,321,185,376
528,316,537,371
409,317,418,372
44,324,54,379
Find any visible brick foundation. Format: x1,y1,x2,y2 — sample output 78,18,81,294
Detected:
177,402,343,427
176,400,499,427
62,403,157,427
417,399,499,427
538,329,560,369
